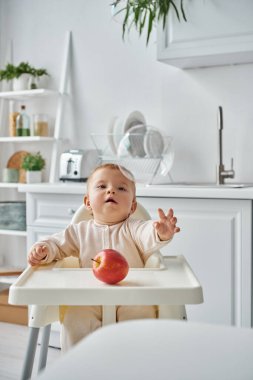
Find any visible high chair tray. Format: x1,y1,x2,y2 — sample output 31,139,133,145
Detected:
9,255,203,306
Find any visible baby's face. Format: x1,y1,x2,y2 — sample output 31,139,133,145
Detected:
85,167,137,225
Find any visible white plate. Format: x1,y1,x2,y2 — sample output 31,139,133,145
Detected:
117,124,147,158
128,124,147,157
144,128,164,158
112,117,124,151
107,116,118,154
123,110,146,134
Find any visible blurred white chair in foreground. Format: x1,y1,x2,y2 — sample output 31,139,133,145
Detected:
37,319,253,380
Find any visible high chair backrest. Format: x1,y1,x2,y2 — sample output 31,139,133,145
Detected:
71,202,151,224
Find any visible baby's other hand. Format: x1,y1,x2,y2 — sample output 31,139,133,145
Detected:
28,245,48,266
153,208,180,241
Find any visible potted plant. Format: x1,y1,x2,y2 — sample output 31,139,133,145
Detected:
21,151,46,183
0,61,49,90
111,0,187,45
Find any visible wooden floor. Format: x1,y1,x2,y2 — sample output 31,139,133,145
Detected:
0,322,61,380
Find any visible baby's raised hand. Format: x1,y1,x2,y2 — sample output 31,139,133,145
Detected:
28,245,48,266
153,208,180,241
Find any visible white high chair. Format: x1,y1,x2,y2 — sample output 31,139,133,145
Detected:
17,203,191,380
59,202,187,324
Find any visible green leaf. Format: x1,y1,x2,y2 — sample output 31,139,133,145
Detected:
112,0,187,46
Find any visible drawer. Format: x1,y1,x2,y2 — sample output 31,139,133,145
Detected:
27,226,63,249
27,193,84,228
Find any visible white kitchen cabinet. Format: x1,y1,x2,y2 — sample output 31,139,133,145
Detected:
138,197,252,328
26,191,83,250
157,0,253,68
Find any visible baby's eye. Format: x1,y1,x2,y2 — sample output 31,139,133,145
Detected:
118,186,127,191
97,184,106,189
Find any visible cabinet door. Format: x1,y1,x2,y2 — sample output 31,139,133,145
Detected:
138,197,252,327
157,0,253,68
27,226,62,252
27,193,83,228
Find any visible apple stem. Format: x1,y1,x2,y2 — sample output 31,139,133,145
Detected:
91,258,99,264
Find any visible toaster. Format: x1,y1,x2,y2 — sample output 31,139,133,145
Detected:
59,149,99,182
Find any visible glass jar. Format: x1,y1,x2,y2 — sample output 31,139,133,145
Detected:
32,114,49,136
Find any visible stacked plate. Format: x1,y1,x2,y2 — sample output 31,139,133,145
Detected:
108,110,167,159
105,111,174,183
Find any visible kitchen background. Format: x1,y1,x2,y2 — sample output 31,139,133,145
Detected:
1,0,253,185
0,0,253,346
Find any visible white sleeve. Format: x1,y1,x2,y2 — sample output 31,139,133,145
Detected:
129,219,172,255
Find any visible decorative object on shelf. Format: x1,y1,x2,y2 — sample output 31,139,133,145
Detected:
2,168,19,183
7,150,29,183
0,201,26,231
0,62,49,90
9,111,20,136
111,0,187,45
16,105,30,136
32,113,49,136
21,151,46,183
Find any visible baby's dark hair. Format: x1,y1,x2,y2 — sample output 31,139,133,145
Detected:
87,163,136,193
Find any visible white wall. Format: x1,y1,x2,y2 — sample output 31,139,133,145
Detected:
1,0,253,183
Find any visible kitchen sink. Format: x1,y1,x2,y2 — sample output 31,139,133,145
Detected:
165,183,253,189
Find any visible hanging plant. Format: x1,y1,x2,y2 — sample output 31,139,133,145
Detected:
111,0,187,45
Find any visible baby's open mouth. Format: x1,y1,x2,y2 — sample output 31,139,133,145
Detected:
106,198,117,203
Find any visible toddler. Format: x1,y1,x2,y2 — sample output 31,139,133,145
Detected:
28,163,180,351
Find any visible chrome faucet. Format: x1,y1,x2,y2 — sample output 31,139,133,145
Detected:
217,106,235,185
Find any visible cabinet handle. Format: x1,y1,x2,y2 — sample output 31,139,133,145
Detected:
67,208,76,215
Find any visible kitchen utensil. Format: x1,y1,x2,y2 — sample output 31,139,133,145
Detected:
7,151,29,169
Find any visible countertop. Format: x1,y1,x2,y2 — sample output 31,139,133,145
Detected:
18,182,253,200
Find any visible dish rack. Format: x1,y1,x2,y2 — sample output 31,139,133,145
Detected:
90,132,174,185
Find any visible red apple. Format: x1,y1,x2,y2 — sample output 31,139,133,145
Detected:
91,249,129,284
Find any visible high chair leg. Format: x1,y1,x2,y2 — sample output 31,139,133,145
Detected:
158,305,187,320
21,327,40,380
38,324,51,372
102,306,117,325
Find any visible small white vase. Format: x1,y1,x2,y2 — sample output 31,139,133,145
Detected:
26,171,42,183
13,74,31,91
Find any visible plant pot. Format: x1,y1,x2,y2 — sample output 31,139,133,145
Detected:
26,171,42,183
28,75,48,89
13,74,31,91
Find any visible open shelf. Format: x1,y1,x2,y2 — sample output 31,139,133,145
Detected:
0,182,19,188
0,136,56,143
0,89,59,101
0,229,27,237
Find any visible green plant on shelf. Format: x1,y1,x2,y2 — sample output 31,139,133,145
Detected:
0,62,49,81
21,152,46,171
